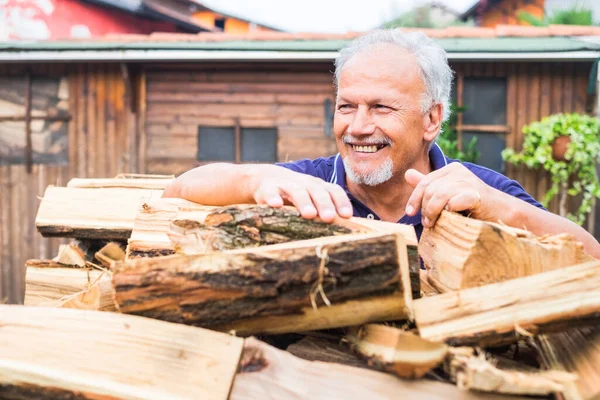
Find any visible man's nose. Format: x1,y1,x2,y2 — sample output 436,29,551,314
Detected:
348,106,376,135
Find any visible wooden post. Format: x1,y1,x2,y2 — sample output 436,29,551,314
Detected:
24,72,32,174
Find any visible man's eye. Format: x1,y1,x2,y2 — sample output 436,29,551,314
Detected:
338,104,353,110
374,104,390,110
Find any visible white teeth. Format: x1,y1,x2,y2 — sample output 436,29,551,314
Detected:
353,145,378,153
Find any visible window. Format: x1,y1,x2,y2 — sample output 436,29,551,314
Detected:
214,17,226,30
456,76,508,172
0,75,70,170
197,125,278,163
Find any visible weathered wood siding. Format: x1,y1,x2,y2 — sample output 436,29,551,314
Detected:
0,63,137,303
144,63,337,175
452,61,591,216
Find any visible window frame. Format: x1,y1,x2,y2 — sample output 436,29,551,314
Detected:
454,73,510,151
197,119,278,164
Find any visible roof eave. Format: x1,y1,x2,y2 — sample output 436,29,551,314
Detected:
0,49,597,63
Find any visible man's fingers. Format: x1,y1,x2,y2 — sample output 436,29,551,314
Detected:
446,191,481,213
421,192,450,227
280,185,318,219
307,186,337,223
405,169,427,216
326,183,353,218
254,184,284,208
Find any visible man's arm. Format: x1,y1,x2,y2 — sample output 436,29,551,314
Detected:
162,163,353,223
405,164,600,259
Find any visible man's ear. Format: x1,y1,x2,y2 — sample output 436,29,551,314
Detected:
423,103,443,142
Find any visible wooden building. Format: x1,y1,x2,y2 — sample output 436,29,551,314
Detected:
1,27,600,302
461,0,545,27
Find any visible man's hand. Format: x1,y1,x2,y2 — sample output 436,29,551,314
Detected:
404,163,495,227
253,175,353,223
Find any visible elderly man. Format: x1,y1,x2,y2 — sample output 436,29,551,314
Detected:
164,29,600,258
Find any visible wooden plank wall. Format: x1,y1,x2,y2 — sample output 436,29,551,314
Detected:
144,62,338,175
452,61,591,217
0,63,135,303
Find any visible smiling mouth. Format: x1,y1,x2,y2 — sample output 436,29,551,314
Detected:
350,144,388,153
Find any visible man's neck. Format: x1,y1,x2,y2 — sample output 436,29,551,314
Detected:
346,154,432,222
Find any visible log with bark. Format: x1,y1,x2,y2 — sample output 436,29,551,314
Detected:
346,324,448,379
413,260,600,347
170,204,420,293
113,232,416,334
419,211,593,292
35,186,163,240
230,337,525,400
534,328,600,400
0,305,243,400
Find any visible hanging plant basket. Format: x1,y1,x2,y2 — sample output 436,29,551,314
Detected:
551,135,571,162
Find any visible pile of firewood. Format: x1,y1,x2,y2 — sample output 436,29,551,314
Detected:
3,175,599,399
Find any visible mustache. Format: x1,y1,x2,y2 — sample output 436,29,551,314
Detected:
342,134,392,146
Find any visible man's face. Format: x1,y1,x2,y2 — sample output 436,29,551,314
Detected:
334,45,430,186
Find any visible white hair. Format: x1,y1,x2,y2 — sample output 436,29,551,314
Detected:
334,29,453,137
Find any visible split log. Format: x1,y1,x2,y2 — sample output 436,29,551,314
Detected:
57,277,117,311
35,186,163,240
53,243,86,267
24,260,104,306
414,260,600,347
127,198,215,258
446,347,576,396
230,337,524,400
0,305,243,400
67,176,173,190
346,324,448,379
534,328,600,400
94,241,126,269
419,211,593,291
113,232,415,333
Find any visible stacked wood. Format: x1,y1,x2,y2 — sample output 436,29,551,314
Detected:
113,232,415,334
232,337,517,400
0,305,515,400
0,305,243,399
419,211,593,292
413,260,600,347
534,328,600,400
35,186,163,239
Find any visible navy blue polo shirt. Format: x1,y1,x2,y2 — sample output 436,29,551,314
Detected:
277,143,545,241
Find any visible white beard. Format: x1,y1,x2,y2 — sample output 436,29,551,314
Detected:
343,156,393,186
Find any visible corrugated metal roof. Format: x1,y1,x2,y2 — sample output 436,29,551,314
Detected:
0,36,597,53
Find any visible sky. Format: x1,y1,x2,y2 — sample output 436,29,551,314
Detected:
200,0,479,33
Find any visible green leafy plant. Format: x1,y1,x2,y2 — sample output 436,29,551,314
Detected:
437,105,479,163
517,4,593,27
501,113,600,225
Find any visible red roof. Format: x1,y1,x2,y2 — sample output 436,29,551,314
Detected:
100,25,600,42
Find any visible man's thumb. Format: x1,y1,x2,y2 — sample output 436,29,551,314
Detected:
405,169,425,188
